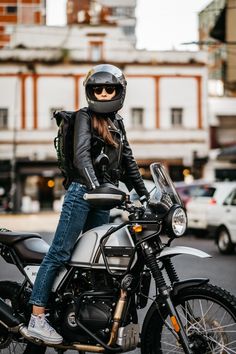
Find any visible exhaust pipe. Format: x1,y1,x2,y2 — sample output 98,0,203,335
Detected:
0,297,24,328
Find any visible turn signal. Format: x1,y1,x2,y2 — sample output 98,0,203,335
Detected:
170,315,180,332
132,225,143,233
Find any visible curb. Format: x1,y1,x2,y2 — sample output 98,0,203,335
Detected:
0,212,60,232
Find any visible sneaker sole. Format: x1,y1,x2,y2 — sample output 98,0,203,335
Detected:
27,330,63,345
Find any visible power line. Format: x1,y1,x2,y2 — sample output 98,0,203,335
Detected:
182,41,236,46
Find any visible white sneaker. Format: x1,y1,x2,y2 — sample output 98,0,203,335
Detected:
28,314,63,344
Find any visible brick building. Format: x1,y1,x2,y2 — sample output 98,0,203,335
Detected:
0,0,46,47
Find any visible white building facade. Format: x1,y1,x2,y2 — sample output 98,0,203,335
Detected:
204,96,236,181
0,25,208,212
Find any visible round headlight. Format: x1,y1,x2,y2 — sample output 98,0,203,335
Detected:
171,207,187,236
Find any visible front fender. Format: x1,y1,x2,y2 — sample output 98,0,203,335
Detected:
157,246,211,260
171,278,209,296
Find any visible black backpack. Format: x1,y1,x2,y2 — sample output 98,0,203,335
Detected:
53,109,125,187
53,110,78,182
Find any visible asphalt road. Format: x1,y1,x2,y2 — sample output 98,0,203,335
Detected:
0,232,236,353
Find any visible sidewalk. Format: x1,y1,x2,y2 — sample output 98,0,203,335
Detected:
0,212,60,232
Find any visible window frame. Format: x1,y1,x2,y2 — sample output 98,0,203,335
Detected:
89,41,103,62
131,107,144,129
0,108,8,130
171,107,183,127
6,6,17,14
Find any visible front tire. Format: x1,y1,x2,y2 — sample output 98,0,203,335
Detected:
0,281,46,354
141,283,236,354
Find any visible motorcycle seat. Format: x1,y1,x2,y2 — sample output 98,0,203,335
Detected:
0,231,41,246
0,231,50,263
14,237,50,263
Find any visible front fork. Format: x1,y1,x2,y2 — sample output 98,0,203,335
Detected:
141,242,194,354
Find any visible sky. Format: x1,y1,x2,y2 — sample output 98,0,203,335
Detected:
46,0,213,51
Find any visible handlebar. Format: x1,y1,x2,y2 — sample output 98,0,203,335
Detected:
116,195,146,220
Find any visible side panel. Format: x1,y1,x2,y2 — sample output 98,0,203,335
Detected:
24,265,68,292
69,224,136,269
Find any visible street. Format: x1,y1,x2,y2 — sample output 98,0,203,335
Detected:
0,221,236,353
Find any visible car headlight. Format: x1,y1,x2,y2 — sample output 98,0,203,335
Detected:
166,206,187,237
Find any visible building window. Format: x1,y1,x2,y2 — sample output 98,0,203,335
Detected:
131,108,144,128
89,42,103,61
6,6,17,14
0,108,8,129
171,108,183,127
112,7,134,18
123,26,135,36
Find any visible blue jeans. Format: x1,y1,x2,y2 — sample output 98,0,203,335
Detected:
29,182,110,307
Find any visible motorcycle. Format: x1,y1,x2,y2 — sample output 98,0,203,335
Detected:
0,162,236,354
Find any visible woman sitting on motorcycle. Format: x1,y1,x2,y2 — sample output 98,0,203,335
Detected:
27,63,149,344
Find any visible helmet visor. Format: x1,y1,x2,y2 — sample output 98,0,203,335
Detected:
93,86,116,95
87,84,123,101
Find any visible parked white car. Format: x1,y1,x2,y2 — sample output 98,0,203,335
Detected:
174,179,212,207
207,184,236,254
185,183,216,233
186,182,236,236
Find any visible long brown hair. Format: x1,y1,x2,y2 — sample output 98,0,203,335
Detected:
92,115,118,148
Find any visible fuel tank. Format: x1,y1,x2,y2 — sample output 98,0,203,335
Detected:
69,224,137,271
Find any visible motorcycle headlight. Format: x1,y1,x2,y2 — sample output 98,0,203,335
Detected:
166,206,187,237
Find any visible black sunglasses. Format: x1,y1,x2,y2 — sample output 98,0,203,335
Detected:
93,86,116,95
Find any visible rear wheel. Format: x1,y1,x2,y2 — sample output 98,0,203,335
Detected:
141,283,236,353
217,227,234,254
0,281,46,354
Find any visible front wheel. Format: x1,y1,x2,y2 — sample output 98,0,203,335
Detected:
141,283,236,354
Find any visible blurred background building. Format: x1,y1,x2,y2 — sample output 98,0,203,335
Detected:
198,0,236,181
0,0,46,48
0,0,235,212
66,0,137,45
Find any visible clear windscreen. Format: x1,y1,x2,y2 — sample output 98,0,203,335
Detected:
150,163,183,208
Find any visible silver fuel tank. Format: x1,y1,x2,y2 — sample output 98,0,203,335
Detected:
69,224,137,271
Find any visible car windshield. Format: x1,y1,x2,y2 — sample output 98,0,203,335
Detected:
192,186,216,198
150,163,183,208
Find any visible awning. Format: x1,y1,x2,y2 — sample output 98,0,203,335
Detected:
210,7,226,42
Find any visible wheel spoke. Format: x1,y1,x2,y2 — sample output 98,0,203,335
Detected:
160,340,183,353
0,340,27,354
161,296,236,353
0,282,29,354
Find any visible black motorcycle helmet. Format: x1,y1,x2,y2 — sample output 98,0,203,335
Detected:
83,64,127,114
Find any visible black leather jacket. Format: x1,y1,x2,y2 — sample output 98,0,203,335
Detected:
73,107,148,198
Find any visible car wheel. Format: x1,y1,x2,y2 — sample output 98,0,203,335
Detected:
217,227,234,254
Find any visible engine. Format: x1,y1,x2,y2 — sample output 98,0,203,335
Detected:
61,294,115,342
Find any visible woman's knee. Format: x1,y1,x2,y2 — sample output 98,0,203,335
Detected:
43,248,68,267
